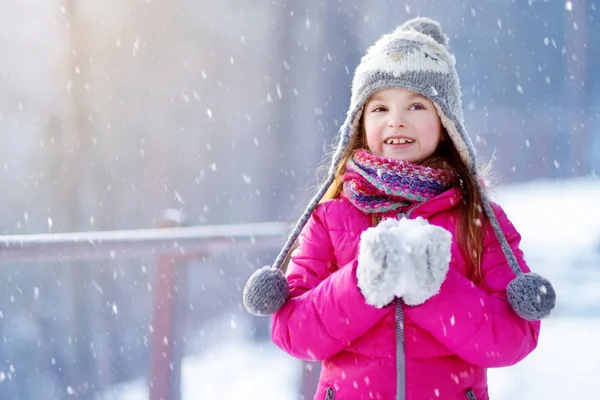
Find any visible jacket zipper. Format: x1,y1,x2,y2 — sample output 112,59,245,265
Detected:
397,203,422,221
325,387,335,399
405,202,422,218
394,208,413,400
396,298,405,400
466,388,477,400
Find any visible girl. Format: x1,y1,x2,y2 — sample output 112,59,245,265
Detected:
243,17,555,400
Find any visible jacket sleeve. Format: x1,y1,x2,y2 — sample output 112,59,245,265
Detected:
404,204,540,368
271,203,390,361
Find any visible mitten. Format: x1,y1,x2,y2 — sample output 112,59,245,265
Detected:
356,218,427,307
399,217,452,305
357,217,452,308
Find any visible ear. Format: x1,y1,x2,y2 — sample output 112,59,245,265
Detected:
440,127,449,141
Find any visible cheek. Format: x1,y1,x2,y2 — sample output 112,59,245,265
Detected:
363,122,380,147
420,120,443,146
364,131,377,151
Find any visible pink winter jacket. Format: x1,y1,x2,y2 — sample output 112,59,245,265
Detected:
271,188,540,400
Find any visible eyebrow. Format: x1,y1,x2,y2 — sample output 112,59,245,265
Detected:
367,92,427,104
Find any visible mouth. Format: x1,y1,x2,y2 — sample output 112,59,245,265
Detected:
384,137,415,145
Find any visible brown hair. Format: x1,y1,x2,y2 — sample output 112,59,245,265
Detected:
319,115,489,283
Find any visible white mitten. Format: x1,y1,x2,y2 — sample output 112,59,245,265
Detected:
357,218,427,307
399,217,452,305
357,217,452,308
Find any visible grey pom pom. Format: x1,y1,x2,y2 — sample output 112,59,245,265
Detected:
400,17,449,47
507,273,556,320
243,266,289,316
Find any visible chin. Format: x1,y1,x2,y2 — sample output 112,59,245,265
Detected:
385,154,415,163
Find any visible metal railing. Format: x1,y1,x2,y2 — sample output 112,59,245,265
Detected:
0,214,285,400
0,222,285,263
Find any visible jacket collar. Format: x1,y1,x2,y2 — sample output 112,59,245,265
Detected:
405,187,462,218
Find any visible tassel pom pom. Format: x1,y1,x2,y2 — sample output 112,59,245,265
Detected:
399,17,449,47
243,266,289,316
507,273,556,320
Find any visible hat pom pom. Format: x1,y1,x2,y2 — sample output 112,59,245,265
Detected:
507,273,556,320
399,17,449,47
243,266,289,316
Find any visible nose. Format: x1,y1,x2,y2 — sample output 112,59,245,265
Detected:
387,116,406,129
387,109,407,128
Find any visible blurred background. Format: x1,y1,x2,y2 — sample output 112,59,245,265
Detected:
0,0,598,399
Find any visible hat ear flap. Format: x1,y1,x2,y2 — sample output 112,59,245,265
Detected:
242,110,358,317
476,180,556,320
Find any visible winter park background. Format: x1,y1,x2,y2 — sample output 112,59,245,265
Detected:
0,1,598,399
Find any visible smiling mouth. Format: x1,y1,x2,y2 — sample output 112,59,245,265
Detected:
385,138,414,145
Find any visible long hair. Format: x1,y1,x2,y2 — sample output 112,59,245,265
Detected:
320,118,367,202
421,135,490,283
319,115,489,283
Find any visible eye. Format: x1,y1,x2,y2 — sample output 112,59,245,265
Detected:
409,103,426,111
370,105,388,112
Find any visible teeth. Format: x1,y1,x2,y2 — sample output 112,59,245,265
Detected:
386,138,414,145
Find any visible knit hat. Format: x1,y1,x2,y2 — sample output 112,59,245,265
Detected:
243,17,556,320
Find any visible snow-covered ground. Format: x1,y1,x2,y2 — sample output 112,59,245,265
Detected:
494,177,600,317
488,317,600,399
487,177,600,398
95,336,301,400
95,313,302,400
97,177,600,399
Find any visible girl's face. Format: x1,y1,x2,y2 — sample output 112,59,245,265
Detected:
363,87,443,163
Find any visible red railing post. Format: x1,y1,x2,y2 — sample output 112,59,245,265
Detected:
150,210,188,400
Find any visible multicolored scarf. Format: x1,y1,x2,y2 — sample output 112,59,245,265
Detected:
342,149,456,214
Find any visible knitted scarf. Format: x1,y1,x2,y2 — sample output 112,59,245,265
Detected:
342,149,456,214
